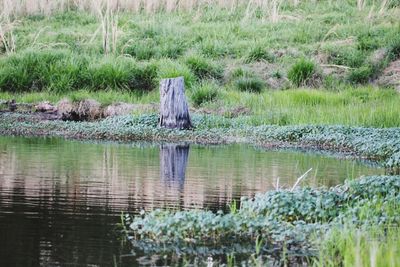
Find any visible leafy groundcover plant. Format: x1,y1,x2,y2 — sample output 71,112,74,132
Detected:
124,175,400,266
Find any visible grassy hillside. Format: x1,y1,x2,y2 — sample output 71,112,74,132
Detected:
1,0,400,126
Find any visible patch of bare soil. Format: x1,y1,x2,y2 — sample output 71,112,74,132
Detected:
0,99,160,122
376,59,400,92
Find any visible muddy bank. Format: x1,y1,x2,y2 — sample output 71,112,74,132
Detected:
0,112,399,173
0,99,158,121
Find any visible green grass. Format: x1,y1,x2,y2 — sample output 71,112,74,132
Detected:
213,86,400,127
0,1,399,128
190,80,220,107
314,201,400,267
2,86,400,128
315,226,400,267
234,76,265,93
0,1,399,93
288,58,316,87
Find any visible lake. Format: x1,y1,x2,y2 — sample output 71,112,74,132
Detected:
0,136,382,266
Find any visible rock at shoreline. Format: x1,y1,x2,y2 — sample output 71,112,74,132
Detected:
57,98,102,121
35,101,57,113
77,99,102,121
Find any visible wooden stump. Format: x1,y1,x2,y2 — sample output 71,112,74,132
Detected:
160,144,190,189
159,77,192,129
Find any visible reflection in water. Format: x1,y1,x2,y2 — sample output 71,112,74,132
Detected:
160,144,189,189
0,137,382,266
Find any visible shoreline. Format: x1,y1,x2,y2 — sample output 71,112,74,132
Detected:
1,111,399,173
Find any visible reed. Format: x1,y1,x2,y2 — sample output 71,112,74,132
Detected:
0,0,16,53
0,0,285,18
357,0,365,10
93,0,119,54
0,0,393,26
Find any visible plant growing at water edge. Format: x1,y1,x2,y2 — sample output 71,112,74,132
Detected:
125,176,400,264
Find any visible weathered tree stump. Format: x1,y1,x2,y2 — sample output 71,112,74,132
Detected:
159,77,192,129
160,144,190,189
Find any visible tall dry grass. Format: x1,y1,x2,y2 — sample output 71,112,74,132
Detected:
0,0,283,16
91,1,119,54
0,0,17,53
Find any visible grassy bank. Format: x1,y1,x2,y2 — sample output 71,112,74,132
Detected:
1,0,400,98
1,0,400,129
2,86,400,127
123,175,400,265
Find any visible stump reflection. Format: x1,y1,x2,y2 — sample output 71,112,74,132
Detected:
160,144,190,189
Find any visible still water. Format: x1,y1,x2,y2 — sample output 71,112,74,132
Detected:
0,136,382,266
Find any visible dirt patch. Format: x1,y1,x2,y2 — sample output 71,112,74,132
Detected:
369,48,388,66
314,51,351,78
224,60,289,90
376,59,400,92
1,98,161,122
248,61,289,89
103,103,136,117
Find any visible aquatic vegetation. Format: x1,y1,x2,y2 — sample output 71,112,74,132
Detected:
315,207,400,267
125,176,400,264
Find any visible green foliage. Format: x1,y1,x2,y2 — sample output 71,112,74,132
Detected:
123,39,159,60
0,49,158,93
3,86,400,128
228,67,253,81
0,49,86,92
287,59,316,87
185,54,223,80
199,39,230,58
234,77,265,93
387,32,400,58
325,47,367,68
347,66,374,84
357,31,382,51
156,59,196,89
125,176,400,261
190,81,220,107
244,45,275,63
0,3,398,96
316,221,400,267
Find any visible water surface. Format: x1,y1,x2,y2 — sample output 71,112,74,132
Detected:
0,136,382,266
